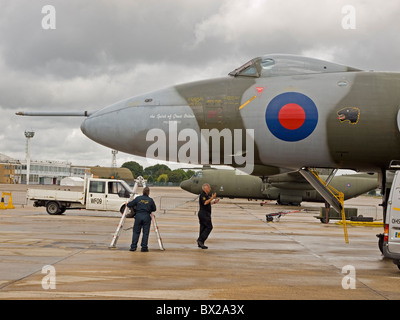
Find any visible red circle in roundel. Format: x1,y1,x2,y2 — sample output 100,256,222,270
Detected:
278,103,306,130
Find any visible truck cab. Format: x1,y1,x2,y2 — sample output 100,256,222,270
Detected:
86,179,132,211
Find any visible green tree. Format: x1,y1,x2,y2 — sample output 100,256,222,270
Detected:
122,161,143,178
157,174,169,183
144,164,171,177
168,169,187,183
184,170,195,180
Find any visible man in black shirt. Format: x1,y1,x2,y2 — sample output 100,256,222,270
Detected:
128,187,157,252
197,183,219,249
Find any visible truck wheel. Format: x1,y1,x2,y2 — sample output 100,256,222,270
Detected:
377,233,384,254
46,201,61,215
120,204,135,218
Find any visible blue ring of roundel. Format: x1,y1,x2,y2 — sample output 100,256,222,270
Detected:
265,92,318,142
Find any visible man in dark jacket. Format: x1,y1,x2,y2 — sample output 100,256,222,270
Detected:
128,187,157,252
197,183,219,249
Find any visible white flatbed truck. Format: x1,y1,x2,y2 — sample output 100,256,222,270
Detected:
27,178,133,215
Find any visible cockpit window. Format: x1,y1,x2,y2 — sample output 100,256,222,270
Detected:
240,65,258,76
228,60,259,77
263,57,320,77
229,54,362,78
260,58,275,70
193,171,203,178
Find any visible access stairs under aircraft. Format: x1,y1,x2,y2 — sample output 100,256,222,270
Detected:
299,167,348,243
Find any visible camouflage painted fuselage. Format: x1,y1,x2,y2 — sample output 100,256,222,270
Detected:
81,54,400,173
180,169,378,205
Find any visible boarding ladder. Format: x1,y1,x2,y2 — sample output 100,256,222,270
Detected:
299,168,349,244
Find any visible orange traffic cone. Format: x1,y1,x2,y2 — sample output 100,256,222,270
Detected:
0,194,6,210
4,192,14,209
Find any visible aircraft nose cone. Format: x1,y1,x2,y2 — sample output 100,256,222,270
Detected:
180,179,191,193
80,112,121,151
80,116,98,144
80,104,163,159
80,118,89,136
80,107,134,154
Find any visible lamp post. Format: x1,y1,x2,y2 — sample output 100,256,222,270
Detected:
111,149,118,179
111,149,118,168
24,131,35,185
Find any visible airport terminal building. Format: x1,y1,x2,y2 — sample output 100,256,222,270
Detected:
0,153,88,184
0,153,133,185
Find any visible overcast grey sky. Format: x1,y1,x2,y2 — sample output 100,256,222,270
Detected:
1,0,400,169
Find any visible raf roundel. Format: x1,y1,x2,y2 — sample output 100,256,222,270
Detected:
265,92,318,142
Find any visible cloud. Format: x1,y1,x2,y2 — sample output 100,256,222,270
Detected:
189,0,400,70
0,0,222,76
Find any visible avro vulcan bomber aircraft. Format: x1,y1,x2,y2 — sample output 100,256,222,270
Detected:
17,54,400,219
